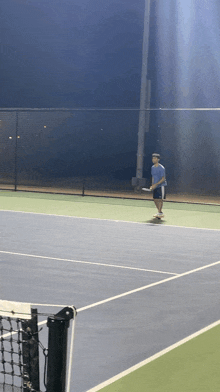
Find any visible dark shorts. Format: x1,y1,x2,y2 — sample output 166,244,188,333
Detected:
153,186,166,200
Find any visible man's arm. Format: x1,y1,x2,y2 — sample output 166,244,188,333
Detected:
150,176,165,190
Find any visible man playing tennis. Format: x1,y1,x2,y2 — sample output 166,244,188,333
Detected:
149,153,167,218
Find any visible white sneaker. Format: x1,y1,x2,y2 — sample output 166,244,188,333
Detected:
153,212,164,218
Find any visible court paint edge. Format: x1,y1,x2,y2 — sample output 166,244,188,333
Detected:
1,209,220,231
7,258,220,313
3,259,220,314
3,260,220,337
0,250,178,276
1,253,220,313
76,259,220,312
85,319,220,392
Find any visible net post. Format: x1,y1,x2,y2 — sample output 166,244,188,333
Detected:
46,307,74,392
22,308,40,392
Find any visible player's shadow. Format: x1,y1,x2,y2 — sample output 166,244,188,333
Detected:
145,218,166,225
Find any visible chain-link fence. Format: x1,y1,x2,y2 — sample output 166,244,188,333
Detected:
0,108,220,201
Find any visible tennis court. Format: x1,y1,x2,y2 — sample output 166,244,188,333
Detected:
1,191,220,392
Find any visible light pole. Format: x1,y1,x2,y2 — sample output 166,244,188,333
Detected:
132,0,151,189
14,111,18,191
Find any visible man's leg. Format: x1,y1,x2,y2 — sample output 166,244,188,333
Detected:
158,200,163,213
154,200,158,211
154,200,163,212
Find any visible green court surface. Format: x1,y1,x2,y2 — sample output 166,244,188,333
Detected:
97,323,220,392
0,190,220,230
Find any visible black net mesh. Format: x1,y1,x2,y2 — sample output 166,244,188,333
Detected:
0,309,41,392
0,305,75,392
0,317,25,392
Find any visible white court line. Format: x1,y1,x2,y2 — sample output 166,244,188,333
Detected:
1,209,220,231
76,259,220,312
0,250,178,276
2,261,220,338
2,260,219,319
86,319,220,392
1,253,220,313
3,259,220,329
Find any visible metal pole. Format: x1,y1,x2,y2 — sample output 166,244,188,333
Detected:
145,80,151,133
14,111,18,191
136,0,151,181
46,307,74,392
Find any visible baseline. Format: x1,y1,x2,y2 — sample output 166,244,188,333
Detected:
1,209,220,231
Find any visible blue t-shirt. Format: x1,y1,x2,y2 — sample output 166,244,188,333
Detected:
151,164,167,188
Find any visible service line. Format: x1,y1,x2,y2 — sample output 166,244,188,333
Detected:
0,250,178,276
77,259,220,312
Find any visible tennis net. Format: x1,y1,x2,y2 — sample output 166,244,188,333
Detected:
0,300,77,392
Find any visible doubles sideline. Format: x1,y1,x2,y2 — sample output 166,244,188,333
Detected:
86,319,220,392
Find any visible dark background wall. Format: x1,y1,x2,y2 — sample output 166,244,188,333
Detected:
0,0,220,195
0,0,144,108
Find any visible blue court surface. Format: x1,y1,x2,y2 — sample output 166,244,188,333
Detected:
1,210,220,392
